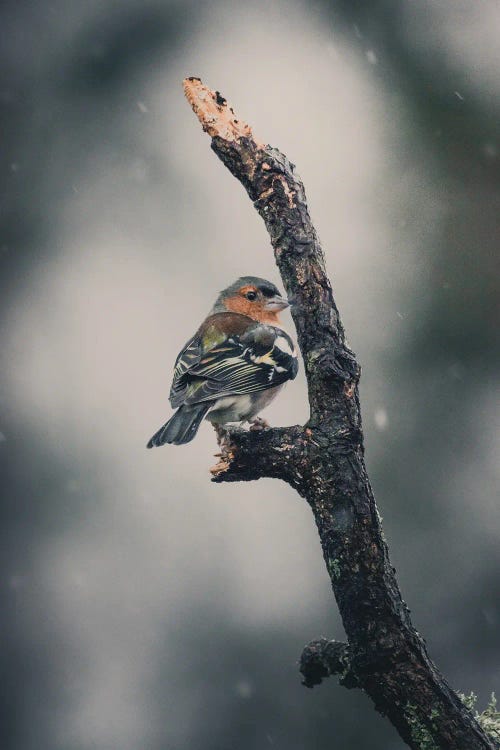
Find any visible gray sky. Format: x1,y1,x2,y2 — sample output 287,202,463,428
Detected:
1,2,499,749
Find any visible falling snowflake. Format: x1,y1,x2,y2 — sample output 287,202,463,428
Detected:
235,679,254,699
374,408,388,431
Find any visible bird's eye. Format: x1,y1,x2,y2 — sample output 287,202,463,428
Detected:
245,291,257,301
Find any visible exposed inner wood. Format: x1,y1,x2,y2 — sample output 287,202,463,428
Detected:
183,77,264,147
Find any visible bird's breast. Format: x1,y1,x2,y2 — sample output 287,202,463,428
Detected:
205,385,284,425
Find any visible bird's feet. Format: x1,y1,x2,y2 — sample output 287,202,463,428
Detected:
249,416,270,431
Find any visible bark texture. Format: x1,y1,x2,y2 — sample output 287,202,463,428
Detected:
183,77,497,750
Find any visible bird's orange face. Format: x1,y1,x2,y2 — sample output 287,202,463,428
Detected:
223,284,289,325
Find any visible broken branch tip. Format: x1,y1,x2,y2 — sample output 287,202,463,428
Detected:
182,77,263,146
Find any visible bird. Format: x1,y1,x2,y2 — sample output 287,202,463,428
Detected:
147,276,298,447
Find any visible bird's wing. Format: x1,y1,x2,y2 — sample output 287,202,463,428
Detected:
169,335,202,405
168,318,235,407
180,324,298,406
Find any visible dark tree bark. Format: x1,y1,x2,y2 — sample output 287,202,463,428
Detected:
183,77,497,750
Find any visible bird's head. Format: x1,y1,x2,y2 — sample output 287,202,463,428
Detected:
213,276,291,324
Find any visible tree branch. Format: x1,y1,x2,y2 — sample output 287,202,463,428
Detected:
183,77,497,750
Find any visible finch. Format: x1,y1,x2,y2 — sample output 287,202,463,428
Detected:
147,276,298,447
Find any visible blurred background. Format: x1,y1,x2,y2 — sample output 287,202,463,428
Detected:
0,1,499,748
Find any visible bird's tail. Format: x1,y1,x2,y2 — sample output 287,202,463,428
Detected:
146,403,211,447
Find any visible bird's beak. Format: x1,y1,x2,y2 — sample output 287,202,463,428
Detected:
264,295,290,311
